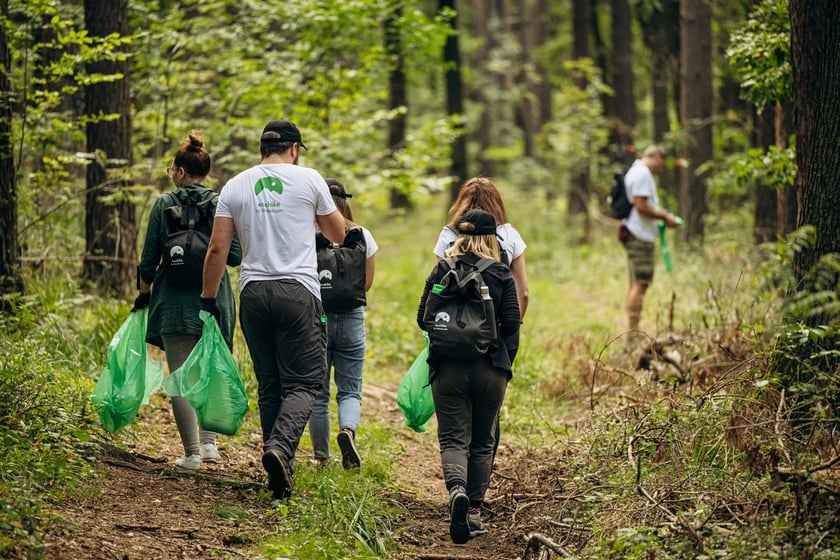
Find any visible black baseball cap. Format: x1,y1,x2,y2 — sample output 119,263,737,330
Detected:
260,119,307,150
458,209,499,237
325,178,352,199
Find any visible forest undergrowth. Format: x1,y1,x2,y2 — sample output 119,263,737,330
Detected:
1,193,840,559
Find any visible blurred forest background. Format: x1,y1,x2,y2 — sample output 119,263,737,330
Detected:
1,0,840,558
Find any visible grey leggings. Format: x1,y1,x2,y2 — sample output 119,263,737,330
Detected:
162,334,216,456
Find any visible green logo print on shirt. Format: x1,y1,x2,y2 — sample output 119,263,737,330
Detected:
254,177,284,196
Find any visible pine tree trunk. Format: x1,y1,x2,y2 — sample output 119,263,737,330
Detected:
568,0,592,221
441,0,468,203
385,7,411,211
678,0,711,241
0,0,23,308
753,104,777,245
609,0,635,167
790,0,840,287
81,0,135,297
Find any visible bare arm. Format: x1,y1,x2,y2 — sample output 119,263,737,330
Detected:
633,196,678,227
364,254,376,292
317,210,346,244
510,253,530,320
201,216,234,299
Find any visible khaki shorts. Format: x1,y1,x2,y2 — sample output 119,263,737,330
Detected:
621,228,654,285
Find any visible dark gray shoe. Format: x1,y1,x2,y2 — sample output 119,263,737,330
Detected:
448,487,470,544
262,450,293,499
337,428,361,470
468,511,487,537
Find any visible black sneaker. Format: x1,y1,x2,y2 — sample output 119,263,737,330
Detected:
337,428,361,470
448,487,470,544
262,449,293,499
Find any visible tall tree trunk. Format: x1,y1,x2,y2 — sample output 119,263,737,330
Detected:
385,6,411,211
753,104,777,245
534,0,552,130
638,0,679,201
82,0,135,297
609,0,635,167
441,0,468,203
516,0,538,159
568,0,592,222
775,101,797,236
0,0,23,308
471,0,495,176
678,0,712,241
789,0,840,286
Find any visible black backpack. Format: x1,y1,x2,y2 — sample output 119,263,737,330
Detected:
162,190,216,285
607,171,633,219
316,227,367,313
422,257,498,361
444,225,511,267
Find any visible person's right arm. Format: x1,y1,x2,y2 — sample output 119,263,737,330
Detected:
317,210,346,245
509,253,529,320
633,196,678,227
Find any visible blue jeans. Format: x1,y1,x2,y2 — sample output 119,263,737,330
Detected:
309,308,366,460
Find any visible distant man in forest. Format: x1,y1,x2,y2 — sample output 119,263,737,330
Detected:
618,144,679,336
201,119,346,499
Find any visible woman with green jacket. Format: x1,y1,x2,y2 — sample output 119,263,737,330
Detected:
133,131,241,470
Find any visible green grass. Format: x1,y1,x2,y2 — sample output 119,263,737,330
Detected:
5,181,832,559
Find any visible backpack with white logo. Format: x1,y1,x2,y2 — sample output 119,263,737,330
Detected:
316,227,367,313
422,257,498,360
162,190,216,285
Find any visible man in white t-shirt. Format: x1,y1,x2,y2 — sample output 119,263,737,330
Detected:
201,119,345,499
619,145,678,334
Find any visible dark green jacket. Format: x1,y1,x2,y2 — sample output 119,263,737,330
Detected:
137,184,242,350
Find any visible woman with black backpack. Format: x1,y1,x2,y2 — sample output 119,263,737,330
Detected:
132,131,241,471
417,209,520,544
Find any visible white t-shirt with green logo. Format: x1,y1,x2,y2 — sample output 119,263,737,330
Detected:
216,163,337,297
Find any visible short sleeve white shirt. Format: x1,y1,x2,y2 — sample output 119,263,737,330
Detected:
623,159,660,243
215,163,337,296
433,222,526,263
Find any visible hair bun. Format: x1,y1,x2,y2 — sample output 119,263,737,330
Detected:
187,132,205,152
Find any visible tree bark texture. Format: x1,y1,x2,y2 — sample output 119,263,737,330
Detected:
609,0,635,167
789,0,840,284
0,0,24,304
568,0,592,219
774,101,797,236
470,0,495,176
384,7,411,211
82,0,135,297
753,104,778,245
678,0,712,241
441,0,468,203
637,0,679,201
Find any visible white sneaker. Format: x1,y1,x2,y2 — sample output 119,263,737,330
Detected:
175,454,201,471
200,443,221,463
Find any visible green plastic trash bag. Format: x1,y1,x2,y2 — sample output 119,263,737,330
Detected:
397,334,435,432
91,308,164,433
163,311,248,436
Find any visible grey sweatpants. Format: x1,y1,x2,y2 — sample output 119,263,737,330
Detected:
431,357,508,506
162,333,217,457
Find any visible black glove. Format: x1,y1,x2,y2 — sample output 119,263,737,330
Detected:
131,291,151,312
200,297,221,324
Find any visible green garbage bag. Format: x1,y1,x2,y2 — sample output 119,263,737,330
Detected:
91,308,164,433
397,334,435,432
163,311,248,436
